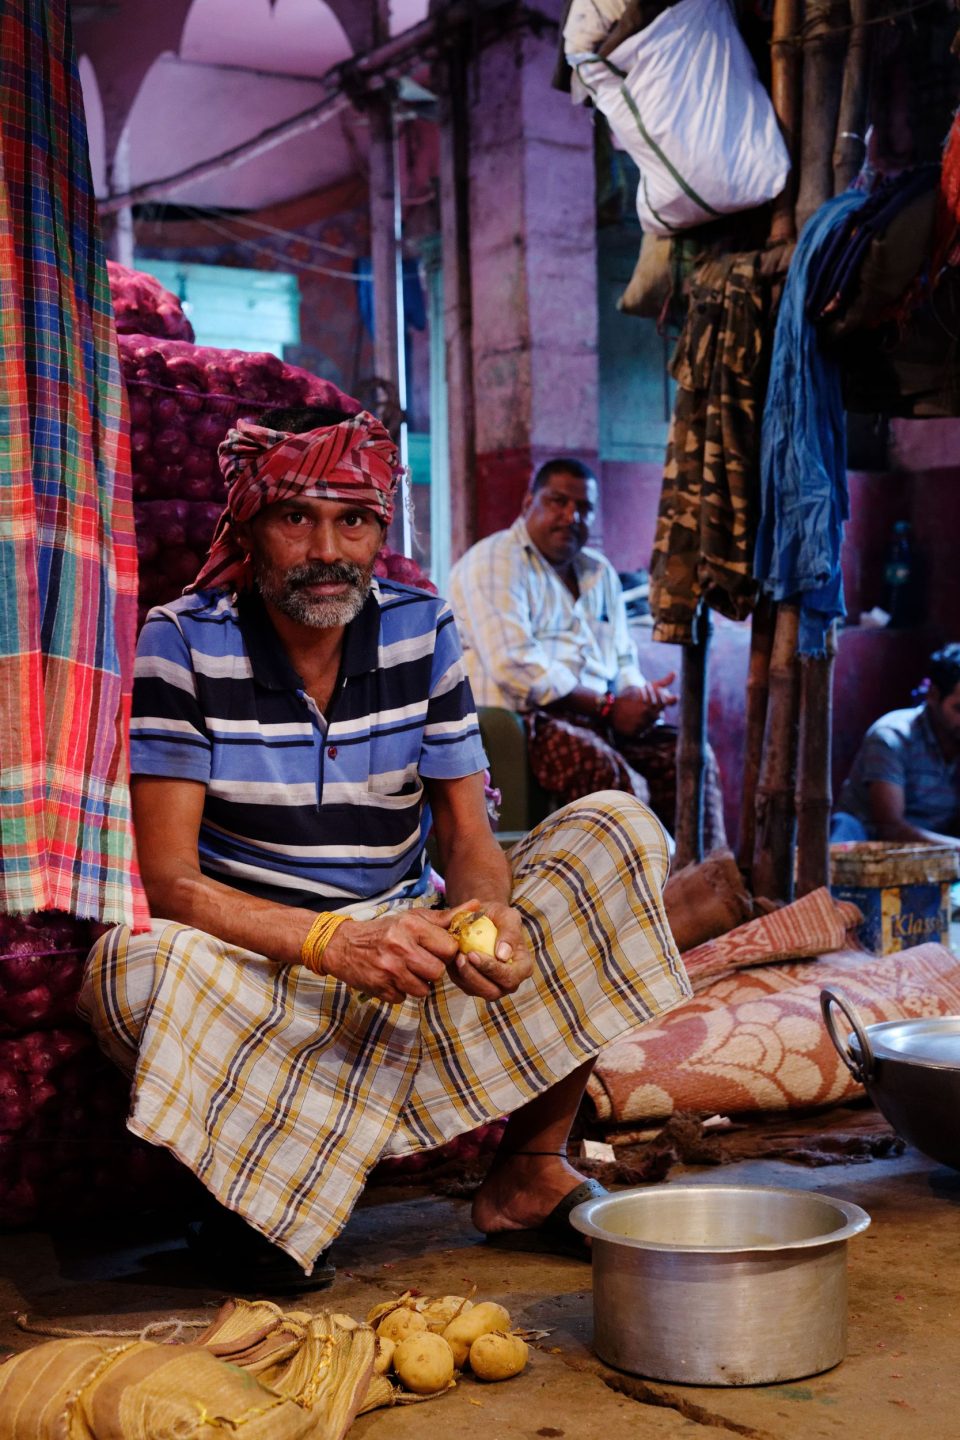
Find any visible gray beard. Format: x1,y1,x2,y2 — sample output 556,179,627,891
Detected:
255,559,374,629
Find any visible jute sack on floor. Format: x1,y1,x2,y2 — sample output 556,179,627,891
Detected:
0,1303,383,1440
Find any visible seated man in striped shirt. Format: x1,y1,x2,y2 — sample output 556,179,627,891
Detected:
448,458,726,848
81,410,690,1294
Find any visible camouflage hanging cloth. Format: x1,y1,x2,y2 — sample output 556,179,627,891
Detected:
650,250,788,644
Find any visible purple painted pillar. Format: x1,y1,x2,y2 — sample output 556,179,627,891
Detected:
465,3,599,540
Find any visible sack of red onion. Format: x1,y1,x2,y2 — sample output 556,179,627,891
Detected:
108,261,195,342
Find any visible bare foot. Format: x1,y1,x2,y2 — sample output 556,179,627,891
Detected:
471,1152,588,1235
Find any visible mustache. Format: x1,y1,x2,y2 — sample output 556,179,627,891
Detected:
287,561,366,589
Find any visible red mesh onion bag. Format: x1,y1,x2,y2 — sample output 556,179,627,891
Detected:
121,335,362,620
107,261,195,342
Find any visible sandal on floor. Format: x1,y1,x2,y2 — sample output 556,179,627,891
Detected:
484,1178,608,1260
186,1215,336,1296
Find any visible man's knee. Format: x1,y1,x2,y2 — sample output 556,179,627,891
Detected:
538,789,668,850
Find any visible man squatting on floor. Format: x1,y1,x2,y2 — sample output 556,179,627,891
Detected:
80,407,691,1292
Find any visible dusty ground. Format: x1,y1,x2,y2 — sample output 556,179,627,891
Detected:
1,1142,957,1439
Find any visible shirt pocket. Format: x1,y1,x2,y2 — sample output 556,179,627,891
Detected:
365,769,424,810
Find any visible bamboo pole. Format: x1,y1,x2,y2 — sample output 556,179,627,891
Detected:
833,0,873,192
752,603,802,901
367,96,401,406
675,605,712,869
795,0,849,234
437,42,476,562
737,595,777,880
769,0,803,244
795,622,838,895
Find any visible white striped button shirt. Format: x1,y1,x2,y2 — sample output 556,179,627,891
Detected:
448,517,644,712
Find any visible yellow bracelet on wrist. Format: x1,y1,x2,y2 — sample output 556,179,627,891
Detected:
301,910,349,975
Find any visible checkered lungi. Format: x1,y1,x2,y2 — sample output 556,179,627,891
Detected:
79,793,690,1273
524,712,727,852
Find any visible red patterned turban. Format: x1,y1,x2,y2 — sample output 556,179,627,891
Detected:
186,412,400,594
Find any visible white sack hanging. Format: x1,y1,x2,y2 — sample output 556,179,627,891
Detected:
570,0,790,235
562,0,633,55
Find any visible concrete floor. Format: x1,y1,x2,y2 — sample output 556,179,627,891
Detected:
1,1143,958,1438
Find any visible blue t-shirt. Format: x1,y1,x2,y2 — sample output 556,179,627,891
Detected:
836,705,959,837
131,583,488,910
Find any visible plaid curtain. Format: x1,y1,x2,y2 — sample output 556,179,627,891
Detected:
0,0,148,925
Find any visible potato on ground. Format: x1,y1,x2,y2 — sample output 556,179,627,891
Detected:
470,1330,529,1381
419,1295,473,1333
393,1331,456,1394
442,1301,511,1367
377,1307,428,1344
373,1335,395,1374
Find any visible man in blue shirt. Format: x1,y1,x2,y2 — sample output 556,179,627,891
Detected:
832,643,960,846
81,407,690,1296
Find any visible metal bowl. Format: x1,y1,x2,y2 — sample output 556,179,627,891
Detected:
571,1184,870,1386
822,985,960,1171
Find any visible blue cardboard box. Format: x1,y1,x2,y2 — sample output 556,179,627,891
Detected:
830,843,958,956
830,880,950,954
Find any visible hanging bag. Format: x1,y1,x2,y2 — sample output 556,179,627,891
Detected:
570,0,790,235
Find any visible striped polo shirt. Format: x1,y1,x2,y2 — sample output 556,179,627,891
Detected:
130,583,488,910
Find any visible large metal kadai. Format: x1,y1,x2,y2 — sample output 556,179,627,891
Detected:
571,1184,870,1386
822,985,960,1171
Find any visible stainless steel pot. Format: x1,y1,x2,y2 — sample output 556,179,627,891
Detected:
570,1184,870,1386
822,985,960,1171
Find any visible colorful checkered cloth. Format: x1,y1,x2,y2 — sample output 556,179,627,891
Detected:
80,793,690,1271
187,414,401,594
0,1,147,925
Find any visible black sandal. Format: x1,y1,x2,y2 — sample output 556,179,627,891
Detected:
484,1178,608,1260
186,1212,336,1296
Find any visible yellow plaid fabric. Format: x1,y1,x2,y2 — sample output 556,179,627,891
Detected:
79,793,690,1273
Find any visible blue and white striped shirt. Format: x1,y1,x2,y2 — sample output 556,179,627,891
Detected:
130,583,488,910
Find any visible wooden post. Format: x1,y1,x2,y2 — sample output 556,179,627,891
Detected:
737,595,776,880
796,0,848,233
795,622,838,895
367,93,401,399
436,44,476,563
675,605,712,869
769,0,803,243
752,603,801,901
833,0,873,193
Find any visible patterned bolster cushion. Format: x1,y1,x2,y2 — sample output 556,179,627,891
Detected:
587,943,960,1126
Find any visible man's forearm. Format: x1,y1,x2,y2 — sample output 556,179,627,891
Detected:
545,684,606,719
144,862,317,965
440,833,513,910
875,818,960,848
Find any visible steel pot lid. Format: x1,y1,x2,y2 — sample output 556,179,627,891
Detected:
850,1015,960,1069
570,1184,870,1253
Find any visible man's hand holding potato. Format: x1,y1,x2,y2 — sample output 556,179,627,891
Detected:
448,899,532,1002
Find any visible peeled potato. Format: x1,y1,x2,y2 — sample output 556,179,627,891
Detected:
469,1330,529,1381
373,1334,395,1374
366,1291,417,1324
393,1331,456,1394
377,1307,428,1344
449,910,499,957
419,1295,474,1333
442,1301,512,1367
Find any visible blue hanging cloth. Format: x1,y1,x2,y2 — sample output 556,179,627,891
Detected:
755,191,869,656
354,256,427,336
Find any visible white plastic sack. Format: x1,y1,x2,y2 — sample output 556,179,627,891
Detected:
562,0,632,56
571,0,790,235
